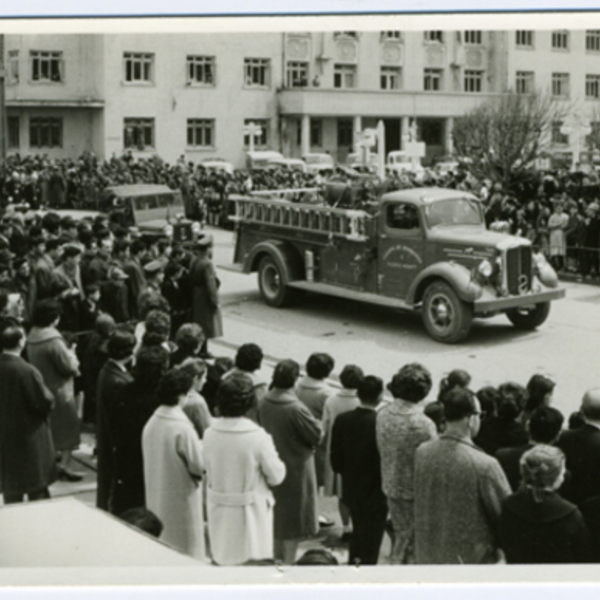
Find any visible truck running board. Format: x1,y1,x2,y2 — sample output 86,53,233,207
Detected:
286,280,413,311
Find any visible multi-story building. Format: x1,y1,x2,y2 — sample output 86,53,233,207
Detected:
4,30,600,168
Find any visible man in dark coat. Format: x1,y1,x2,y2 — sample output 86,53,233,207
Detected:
330,375,388,565
558,388,600,506
137,259,170,320
124,239,147,320
95,330,135,512
0,326,57,503
189,235,222,356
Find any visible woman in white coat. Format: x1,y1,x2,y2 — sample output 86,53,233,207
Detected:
203,373,286,565
142,369,205,561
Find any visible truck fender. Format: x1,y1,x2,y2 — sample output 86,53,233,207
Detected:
407,262,483,306
243,240,304,282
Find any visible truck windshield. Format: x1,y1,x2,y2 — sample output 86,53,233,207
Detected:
425,198,483,228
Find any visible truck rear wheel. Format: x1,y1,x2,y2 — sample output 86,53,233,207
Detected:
422,281,473,343
506,302,551,330
258,256,294,307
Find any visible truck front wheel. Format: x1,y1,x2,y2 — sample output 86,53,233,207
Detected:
506,302,551,330
258,256,294,308
422,281,473,343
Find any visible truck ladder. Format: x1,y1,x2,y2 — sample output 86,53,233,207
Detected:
230,197,370,242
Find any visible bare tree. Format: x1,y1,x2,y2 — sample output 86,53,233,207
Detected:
453,91,569,189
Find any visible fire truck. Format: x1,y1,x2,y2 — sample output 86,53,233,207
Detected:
230,187,565,343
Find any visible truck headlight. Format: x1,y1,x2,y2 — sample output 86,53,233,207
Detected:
191,221,201,234
477,259,493,279
163,224,174,237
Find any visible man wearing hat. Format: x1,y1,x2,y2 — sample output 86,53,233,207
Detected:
53,244,84,332
138,257,170,319
189,234,222,357
28,238,62,318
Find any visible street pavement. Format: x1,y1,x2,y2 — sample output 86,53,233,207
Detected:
20,223,597,565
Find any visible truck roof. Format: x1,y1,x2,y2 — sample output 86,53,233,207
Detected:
381,187,480,205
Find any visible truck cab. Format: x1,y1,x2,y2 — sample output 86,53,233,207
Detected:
231,187,565,343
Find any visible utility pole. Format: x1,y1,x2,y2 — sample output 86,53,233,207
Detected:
0,34,5,161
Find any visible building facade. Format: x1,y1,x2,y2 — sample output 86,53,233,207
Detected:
4,30,600,168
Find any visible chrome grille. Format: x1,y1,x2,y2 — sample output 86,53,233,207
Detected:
506,246,533,295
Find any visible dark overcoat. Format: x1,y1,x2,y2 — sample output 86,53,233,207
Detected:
499,488,593,563
0,353,58,495
96,360,133,511
189,255,223,339
258,388,323,540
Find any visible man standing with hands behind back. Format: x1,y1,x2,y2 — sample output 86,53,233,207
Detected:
189,234,222,358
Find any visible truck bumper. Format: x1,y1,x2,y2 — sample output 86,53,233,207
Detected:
473,287,566,313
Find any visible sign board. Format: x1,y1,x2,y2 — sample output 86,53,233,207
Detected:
406,141,426,158
357,128,377,148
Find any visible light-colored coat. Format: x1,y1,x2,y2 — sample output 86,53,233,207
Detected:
203,417,286,565
142,405,205,561
321,389,360,496
27,326,80,451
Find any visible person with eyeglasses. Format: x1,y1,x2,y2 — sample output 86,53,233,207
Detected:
414,387,511,564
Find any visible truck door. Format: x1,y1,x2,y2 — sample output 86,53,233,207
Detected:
377,201,425,299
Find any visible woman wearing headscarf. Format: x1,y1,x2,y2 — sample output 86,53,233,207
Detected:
203,373,285,565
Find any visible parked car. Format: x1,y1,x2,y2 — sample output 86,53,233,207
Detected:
199,158,234,175
386,151,425,179
346,151,378,174
302,153,336,175
265,158,307,173
246,151,285,171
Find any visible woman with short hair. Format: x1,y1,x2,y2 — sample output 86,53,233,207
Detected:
142,369,205,561
203,373,286,565
259,359,323,564
27,299,81,481
499,445,593,563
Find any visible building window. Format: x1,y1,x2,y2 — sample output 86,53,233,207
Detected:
586,74,600,99
243,119,268,148
29,117,62,148
244,58,270,88
381,31,402,40
186,56,215,85
551,31,569,50
187,119,214,148
552,121,569,145
7,117,20,149
30,51,63,83
337,119,353,147
516,70,535,94
123,53,154,83
586,30,600,52
464,31,482,45
464,70,483,92
424,31,444,42
516,31,534,47
310,119,322,147
424,68,443,91
586,122,600,147
552,73,569,98
7,51,19,84
380,66,401,90
334,64,356,89
124,118,155,150
286,61,308,88
333,32,358,39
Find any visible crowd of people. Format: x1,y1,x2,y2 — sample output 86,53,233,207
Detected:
0,206,599,565
3,151,600,279
2,152,600,566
